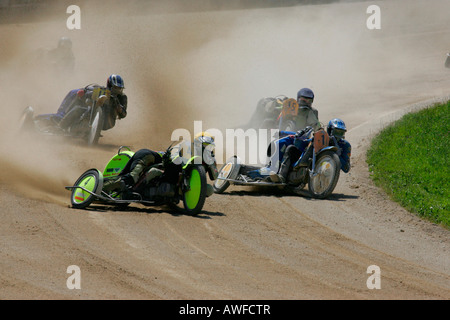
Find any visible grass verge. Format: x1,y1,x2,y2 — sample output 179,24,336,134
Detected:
366,101,449,228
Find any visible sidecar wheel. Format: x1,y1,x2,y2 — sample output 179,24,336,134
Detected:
71,169,103,209
213,156,240,194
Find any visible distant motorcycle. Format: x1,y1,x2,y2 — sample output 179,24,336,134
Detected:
66,144,216,215
214,125,343,199
19,86,111,146
247,96,312,132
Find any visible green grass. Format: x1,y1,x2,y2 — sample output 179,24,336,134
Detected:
366,101,450,228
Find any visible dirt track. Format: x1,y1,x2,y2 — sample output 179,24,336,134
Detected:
0,0,449,299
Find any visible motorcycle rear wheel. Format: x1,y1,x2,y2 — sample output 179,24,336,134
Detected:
182,165,207,215
71,169,103,209
308,150,340,199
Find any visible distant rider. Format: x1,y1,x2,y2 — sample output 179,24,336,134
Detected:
45,36,75,73
246,95,287,129
246,88,320,132
56,74,127,131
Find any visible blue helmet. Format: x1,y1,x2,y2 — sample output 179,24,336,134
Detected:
107,74,125,89
297,88,314,101
327,118,347,140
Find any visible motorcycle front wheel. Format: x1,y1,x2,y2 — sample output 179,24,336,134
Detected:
182,165,207,216
87,108,104,146
308,151,341,199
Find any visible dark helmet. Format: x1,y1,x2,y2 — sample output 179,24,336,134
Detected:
327,118,347,140
297,88,314,101
107,74,125,90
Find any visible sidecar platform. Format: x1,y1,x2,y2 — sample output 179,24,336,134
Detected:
65,185,158,206
217,176,287,187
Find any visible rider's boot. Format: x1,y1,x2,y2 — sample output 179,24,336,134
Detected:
103,177,127,193
270,159,290,183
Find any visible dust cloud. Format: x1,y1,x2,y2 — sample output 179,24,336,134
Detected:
0,0,449,203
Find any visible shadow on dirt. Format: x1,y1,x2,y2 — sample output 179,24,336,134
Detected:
223,187,359,202
70,204,225,219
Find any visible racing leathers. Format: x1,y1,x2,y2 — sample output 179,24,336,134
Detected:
103,149,164,193
269,130,310,183
331,136,351,173
269,101,320,183
57,84,127,131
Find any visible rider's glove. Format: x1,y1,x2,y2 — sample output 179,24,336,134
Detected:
116,105,127,119
111,97,126,119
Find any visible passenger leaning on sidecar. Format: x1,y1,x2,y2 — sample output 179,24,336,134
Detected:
327,118,351,173
55,74,127,132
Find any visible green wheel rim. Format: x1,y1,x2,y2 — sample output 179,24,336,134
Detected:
72,174,97,205
184,169,202,210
